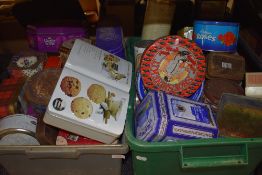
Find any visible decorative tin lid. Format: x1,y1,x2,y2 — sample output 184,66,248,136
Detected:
140,35,206,97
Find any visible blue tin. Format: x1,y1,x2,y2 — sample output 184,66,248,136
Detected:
188,81,204,101
193,20,239,52
136,72,204,102
136,72,147,102
135,91,218,142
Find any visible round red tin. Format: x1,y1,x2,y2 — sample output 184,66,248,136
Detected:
140,35,206,97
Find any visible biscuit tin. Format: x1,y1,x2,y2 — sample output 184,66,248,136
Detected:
217,93,262,138
203,78,244,112
27,25,86,53
207,52,245,81
44,39,132,143
140,35,206,98
193,20,239,52
96,26,125,59
245,72,262,98
8,51,46,79
136,72,204,102
0,114,40,145
135,91,218,142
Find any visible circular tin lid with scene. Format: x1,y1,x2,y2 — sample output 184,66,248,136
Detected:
140,35,206,97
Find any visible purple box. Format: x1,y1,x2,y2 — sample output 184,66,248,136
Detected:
27,25,86,53
95,26,125,59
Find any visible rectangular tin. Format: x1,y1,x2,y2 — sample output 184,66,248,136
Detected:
26,25,86,53
135,91,218,142
207,52,245,81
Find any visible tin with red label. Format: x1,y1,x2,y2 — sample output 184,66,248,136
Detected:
140,35,206,97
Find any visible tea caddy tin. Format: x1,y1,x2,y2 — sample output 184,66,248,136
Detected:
135,91,218,142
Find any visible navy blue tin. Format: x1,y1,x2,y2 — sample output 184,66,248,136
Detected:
136,72,204,102
135,91,218,142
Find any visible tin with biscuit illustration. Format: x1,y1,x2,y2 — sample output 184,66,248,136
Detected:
44,39,132,144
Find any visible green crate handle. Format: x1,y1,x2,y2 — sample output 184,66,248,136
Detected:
180,143,248,168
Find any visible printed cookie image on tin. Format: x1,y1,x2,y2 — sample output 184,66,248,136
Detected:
87,84,107,104
71,97,93,119
60,76,81,97
87,84,123,124
140,35,206,97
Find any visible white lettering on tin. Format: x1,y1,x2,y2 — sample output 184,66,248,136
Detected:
197,30,216,42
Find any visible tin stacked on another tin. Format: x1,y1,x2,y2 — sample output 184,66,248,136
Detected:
202,52,246,112
134,35,214,142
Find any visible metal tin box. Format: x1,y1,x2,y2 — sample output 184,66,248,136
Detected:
193,20,239,52
26,25,86,53
207,52,245,81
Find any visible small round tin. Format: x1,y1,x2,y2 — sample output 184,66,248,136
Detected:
0,114,40,145
140,35,206,98
193,20,239,52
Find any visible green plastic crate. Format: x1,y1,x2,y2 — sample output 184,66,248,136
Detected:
125,37,262,175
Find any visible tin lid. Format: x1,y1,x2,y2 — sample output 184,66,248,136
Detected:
206,52,245,81
27,25,86,35
95,26,124,52
204,78,244,106
194,20,239,26
140,35,206,97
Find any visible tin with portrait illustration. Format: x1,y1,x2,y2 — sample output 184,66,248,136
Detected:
140,35,206,98
193,20,239,52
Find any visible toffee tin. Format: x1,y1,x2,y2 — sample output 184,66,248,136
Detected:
140,35,206,98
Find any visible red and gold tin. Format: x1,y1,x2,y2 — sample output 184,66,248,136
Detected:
140,35,206,97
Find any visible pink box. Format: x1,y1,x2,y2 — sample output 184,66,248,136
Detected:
26,25,87,53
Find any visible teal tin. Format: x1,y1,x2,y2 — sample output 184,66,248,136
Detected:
193,20,239,52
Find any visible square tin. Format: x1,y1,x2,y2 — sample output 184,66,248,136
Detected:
135,91,218,142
